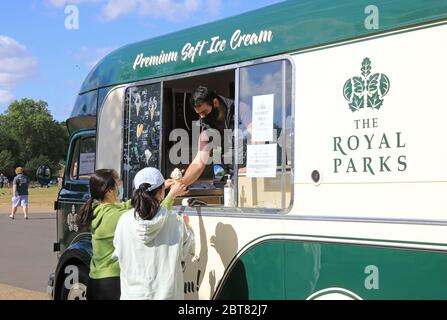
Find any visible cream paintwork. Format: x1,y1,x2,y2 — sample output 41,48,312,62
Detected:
96,87,125,177
292,23,447,221
183,24,447,299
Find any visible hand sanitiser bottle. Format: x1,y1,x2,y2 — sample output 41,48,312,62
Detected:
224,175,233,207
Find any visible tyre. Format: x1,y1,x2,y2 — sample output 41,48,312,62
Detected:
58,263,89,300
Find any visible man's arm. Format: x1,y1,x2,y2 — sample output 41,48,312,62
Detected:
182,131,212,186
12,183,16,197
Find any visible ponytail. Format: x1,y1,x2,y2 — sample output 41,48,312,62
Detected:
77,198,95,228
132,183,162,221
76,169,119,228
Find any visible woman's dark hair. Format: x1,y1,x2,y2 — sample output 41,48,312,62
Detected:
190,86,218,108
132,183,163,221
77,169,118,228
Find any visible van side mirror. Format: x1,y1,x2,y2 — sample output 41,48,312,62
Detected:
36,165,52,187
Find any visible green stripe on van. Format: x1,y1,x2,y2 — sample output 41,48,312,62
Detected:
217,239,447,300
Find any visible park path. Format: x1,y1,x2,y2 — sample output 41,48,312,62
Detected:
0,212,57,299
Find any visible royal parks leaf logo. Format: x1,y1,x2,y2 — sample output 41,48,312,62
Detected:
343,58,390,112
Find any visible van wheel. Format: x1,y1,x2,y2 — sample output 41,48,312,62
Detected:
59,263,89,300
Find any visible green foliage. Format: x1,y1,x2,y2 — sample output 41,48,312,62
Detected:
0,98,69,180
25,155,56,181
0,150,15,178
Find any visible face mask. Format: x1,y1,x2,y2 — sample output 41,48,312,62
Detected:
201,106,221,129
117,186,124,201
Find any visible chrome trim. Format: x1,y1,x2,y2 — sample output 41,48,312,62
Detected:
173,205,447,226
125,88,131,197
57,200,87,205
234,67,240,207
281,60,286,210
69,232,92,247
159,82,164,170
287,56,296,214
234,57,296,214
47,273,55,300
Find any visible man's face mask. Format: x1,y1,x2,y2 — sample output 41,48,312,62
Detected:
201,105,221,129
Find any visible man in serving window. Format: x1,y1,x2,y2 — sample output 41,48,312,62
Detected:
180,86,234,186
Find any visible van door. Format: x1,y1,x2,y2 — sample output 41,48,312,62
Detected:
56,131,96,255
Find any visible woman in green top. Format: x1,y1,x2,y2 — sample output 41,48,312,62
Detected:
76,169,132,300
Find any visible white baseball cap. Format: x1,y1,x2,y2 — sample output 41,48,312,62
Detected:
133,167,165,191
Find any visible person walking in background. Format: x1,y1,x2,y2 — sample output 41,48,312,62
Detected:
9,167,30,220
112,167,194,300
0,173,4,189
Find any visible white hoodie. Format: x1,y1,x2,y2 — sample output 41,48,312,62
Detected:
112,197,195,300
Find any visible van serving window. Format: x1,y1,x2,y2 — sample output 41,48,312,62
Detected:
236,60,293,210
121,59,292,211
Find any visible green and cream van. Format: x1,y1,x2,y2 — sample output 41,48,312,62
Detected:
48,0,447,300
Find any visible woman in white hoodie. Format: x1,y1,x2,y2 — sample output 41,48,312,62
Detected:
112,167,194,300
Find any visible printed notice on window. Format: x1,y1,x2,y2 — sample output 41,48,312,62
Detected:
247,144,277,178
252,94,274,142
79,153,95,175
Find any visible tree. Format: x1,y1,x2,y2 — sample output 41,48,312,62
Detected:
0,150,15,178
0,119,20,161
25,155,56,181
0,99,69,179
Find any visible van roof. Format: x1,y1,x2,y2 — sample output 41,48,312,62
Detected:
79,0,447,94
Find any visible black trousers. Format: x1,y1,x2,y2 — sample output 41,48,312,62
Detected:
87,277,121,300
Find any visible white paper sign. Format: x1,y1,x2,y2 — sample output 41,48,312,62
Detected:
79,153,95,175
246,144,277,178
252,94,274,142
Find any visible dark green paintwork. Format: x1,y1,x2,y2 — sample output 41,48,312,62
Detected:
217,239,447,300
57,130,95,254
80,0,447,94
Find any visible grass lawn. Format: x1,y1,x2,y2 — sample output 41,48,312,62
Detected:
0,185,59,214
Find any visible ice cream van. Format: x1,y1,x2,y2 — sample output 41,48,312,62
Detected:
48,0,447,300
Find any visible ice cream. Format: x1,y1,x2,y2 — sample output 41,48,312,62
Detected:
170,168,183,181
136,124,144,139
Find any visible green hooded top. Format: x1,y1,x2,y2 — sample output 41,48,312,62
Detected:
89,200,132,279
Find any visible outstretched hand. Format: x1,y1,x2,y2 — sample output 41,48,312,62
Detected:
169,181,188,199
165,179,175,189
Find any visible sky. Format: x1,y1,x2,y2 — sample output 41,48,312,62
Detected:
0,0,284,121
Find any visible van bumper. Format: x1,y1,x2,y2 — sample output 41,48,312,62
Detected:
47,273,55,300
